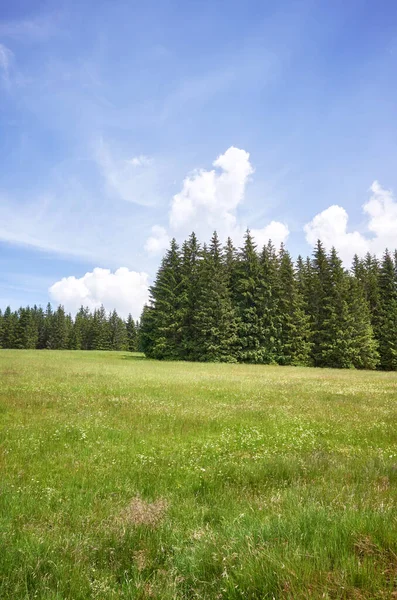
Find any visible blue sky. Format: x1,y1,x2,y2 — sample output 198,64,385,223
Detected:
1,0,397,318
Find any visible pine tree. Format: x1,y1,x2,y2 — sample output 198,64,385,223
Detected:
108,309,128,350
1,307,17,348
223,237,239,299
319,247,356,369
234,231,267,363
258,241,282,363
147,239,183,360
277,248,311,365
138,304,156,355
126,314,138,352
179,232,201,360
49,305,69,349
16,307,39,349
192,232,238,362
309,241,332,367
40,303,53,349
89,305,110,350
348,277,379,369
377,250,397,370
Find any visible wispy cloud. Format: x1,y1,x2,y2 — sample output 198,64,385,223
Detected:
0,43,13,89
95,139,164,207
0,13,60,42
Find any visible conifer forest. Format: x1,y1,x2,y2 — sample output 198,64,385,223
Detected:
3,231,397,370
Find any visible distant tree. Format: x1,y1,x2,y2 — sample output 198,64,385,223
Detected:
126,314,138,352
108,309,128,351
49,305,69,349
1,307,17,349
89,305,110,350
16,307,38,349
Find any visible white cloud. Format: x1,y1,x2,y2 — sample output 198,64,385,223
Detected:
252,221,290,249
96,139,159,206
169,146,253,232
145,225,170,255
0,43,13,88
363,180,397,251
304,181,397,264
148,146,289,253
127,155,152,168
49,267,149,319
0,14,60,41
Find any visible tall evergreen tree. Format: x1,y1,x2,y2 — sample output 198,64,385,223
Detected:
277,248,311,365
49,305,69,349
16,307,39,349
320,247,356,368
89,305,110,350
377,250,397,370
192,232,238,362
257,241,282,363
179,232,201,360
234,231,267,363
309,240,332,367
108,309,128,350
1,307,17,349
348,277,379,369
126,314,138,352
146,239,183,359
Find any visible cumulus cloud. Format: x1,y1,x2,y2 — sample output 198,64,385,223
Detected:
147,146,289,253
145,225,170,255
304,181,397,264
364,181,397,251
49,267,149,319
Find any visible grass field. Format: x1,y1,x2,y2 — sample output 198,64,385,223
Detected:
1,350,397,599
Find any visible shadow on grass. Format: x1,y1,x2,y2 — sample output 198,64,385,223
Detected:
121,353,147,361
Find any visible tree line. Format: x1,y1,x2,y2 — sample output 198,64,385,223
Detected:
0,304,139,352
140,231,397,370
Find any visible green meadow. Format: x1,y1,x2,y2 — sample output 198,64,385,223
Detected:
1,350,397,599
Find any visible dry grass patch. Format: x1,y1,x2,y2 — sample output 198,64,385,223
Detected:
117,496,168,529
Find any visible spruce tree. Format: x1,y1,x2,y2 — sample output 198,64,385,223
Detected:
1,307,17,348
89,305,110,350
16,307,39,349
309,241,332,367
377,250,397,370
320,247,356,369
234,231,267,363
179,232,201,360
348,277,379,369
147,239,183,359
192,232,238,362
126,314,138,352
108,310,128,350
49,305,69,349
277,248,311,365
258,241,282,363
